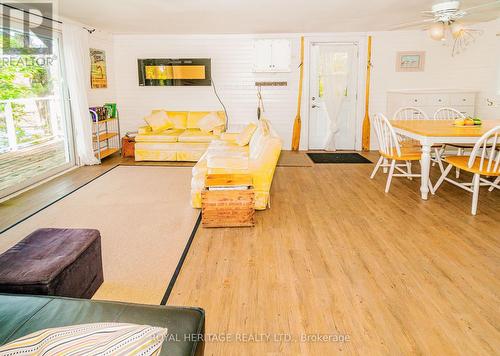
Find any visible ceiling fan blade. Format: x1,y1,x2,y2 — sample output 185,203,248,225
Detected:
463,0,500,13
388,18,436,30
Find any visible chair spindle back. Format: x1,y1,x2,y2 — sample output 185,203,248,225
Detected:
373,113,402,158
469,126,500,174
434,107,466,120
394,107,429,120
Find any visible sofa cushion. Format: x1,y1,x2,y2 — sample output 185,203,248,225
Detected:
197,113,225,133
236,123,257,146
208,141,248,156
178,129,217,143
164,111,188,129
0,323,168,355
188,111,225,129
144,111,173,132
135,129,183,143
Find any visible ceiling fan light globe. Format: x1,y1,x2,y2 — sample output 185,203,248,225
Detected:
429,22,445,40
450,22,464,38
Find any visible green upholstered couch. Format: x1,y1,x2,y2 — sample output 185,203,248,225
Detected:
0,294,205,356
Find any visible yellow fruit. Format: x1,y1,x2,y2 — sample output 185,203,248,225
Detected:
454,119,465,126
464,118,475,126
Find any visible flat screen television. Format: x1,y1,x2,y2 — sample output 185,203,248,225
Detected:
138,58,211,86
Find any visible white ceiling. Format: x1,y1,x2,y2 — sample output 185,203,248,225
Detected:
59,0,500,34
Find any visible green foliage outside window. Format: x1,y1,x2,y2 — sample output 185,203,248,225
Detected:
1,30,54,147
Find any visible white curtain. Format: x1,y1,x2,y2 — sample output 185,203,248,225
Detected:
62,22,99,165
319,48,349,151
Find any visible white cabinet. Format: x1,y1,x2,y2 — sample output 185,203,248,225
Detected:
450,93,475,106
253,39,291,73
387,90,477,118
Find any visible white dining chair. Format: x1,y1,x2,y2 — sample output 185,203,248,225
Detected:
371,113,435,194
489,177,500,192
434,107,466,120
434,125,500,215
434,107,470,178
393,107,444,172
394,107,429,120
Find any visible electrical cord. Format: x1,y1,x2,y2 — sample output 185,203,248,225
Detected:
211,76,229,128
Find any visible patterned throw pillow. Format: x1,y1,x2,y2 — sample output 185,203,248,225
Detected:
236,123,257,146
144,111,173,132
0,323,168,356
198,112,224,133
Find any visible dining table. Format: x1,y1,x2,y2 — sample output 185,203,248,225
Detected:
390,119,500,200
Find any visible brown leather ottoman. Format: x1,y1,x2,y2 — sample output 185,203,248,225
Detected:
0,228,103,299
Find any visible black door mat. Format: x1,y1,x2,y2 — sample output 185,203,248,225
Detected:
307,152,372,164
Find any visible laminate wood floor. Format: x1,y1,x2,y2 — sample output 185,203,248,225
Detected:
1,151,499,355
168,152,499,355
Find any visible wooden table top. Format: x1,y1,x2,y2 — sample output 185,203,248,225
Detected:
205,173,253,188
391,119,500,137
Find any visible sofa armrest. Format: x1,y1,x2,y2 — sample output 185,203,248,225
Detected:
138,125,152,134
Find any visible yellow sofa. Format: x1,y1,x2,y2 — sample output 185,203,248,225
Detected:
191,119,282,210
135,111,226,161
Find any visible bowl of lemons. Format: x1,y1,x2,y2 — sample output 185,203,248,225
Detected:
454,117,482,127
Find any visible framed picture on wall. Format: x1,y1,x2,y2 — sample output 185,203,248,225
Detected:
90,49,108,88
396,51,425,72
137,58,212,86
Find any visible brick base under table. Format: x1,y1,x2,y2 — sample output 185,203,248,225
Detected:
0,228,103,299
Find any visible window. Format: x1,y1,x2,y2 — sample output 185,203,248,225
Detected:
0,24,74,197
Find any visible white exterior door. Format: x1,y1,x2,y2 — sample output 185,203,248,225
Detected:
308,43,358,150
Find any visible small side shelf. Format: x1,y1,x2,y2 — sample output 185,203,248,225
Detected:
95,117,118,124
93,132,118,142
90,108,121,162
98,147,119,159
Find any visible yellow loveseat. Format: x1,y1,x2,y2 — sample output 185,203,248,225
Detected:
191,119,282,210
135,111,226,162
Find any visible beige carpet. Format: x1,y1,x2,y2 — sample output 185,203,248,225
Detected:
277,150,313,167
0,166,200,305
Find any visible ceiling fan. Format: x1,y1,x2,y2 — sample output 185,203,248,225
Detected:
390,1,500,56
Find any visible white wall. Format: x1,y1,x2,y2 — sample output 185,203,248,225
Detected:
369,18,500,149
113,35,300,148
111,19,500,150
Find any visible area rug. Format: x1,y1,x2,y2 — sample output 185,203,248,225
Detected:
0,166,200,305
307,152,372,164
277,151,313,167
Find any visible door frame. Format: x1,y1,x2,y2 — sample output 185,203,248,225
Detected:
302,34,368,151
